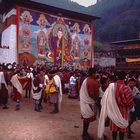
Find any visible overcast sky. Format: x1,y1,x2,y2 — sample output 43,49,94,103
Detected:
71,0,97,7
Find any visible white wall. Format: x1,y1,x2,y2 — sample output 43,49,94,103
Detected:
0,24,17,64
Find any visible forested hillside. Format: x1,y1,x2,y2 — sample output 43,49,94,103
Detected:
89,0,140,43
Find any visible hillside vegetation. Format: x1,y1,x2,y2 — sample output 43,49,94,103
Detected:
38,0,140,43
89,0,140,43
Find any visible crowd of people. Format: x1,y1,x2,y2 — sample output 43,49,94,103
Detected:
0,62,140,140
80,68,140,140
95,51,115,58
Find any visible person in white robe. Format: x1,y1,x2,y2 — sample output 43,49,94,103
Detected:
49,73,62,113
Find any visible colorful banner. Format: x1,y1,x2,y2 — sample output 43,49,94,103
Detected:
126,58,140,63
18,7,93,69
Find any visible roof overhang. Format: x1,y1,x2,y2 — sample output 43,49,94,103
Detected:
0,0,100,23
111,39,140,45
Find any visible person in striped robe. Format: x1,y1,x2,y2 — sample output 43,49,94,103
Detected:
110,71,134,140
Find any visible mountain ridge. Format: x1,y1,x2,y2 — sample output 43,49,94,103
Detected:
90,0,140,43
30,0,140,44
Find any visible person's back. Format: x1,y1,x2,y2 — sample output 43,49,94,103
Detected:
111,71,134,140
115,81,133,108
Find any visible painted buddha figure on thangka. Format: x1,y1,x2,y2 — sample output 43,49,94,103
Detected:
55,25,72,65
20,11,33,25
20,25,32,39
36,14,50,29
83,24,91,47
48,26,63,64
36,14,50,59
81,24,91,68
56,27,63,59
19,25,32,52
20,11,33,53
37,31,47,58
48,18,69,65
71,22,81,68
21,39,32,52
64,47,73,63
73,36,80,59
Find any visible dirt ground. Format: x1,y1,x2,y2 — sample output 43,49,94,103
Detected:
0,94,140,140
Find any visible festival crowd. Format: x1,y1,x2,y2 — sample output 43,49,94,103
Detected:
0,62,140,140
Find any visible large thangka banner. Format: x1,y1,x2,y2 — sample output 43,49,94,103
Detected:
18,7,93,69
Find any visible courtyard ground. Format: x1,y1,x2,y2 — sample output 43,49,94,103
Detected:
0,94,140,140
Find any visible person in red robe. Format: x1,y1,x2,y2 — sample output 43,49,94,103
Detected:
24,68,32,98
110,71,134,140
32,70,45,112
11,69,29,110
80,68,99,140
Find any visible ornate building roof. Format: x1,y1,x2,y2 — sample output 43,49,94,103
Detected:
0,0,100,22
